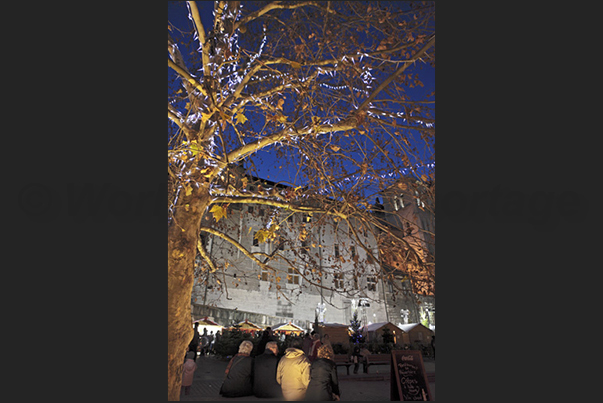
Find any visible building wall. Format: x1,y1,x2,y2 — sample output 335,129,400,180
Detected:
192,179,390,328
379,179,436,330
190,175,434,333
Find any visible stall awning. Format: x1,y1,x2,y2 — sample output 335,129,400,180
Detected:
272,322,305,335
230,319,264,332
193,317,220,326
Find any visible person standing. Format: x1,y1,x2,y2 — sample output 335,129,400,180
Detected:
302,333,313,356
320,333,333,354
308,332,322,363
188,322,200,362
277,338,311,401
207,330,214,355
256,326,273,356
350,344,362,374
253,341,283,399
305,345,340,401
200,327,209,356
181,352,197,396
219,340,255,397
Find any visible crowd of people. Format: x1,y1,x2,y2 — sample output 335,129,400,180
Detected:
183,326,341,400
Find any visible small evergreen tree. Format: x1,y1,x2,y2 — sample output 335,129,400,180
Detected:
349,310,363,344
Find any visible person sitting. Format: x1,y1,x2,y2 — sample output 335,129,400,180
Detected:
305,345,340,401
219,340,254,397
253,341,283,399
277,338,311,401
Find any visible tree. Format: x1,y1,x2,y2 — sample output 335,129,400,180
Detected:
349,310,363,344
168,2,435,399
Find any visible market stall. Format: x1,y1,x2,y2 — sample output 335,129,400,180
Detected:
229,319,264,334
272,321,306,337
397,323,434,346
360,321,407,346
317,322,350,348
193,316,224,336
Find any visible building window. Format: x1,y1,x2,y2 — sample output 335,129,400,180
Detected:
248,205,254,214
334,245,339,258
253,232,259,247
287,267,299,284
301,240,309,254
350,246,356,259
367,276,377,292
333,272,344,289
261,267,269,281
258,207,264,216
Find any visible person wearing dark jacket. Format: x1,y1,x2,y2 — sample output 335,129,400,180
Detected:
256,327,272,356
219,340,254,397
305,345,340,401
253,341,283,398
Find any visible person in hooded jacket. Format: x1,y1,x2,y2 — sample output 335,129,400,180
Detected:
253,341,283,399
181,352,197,396
305,345,340,401
277,338,311,401
219,340,254,397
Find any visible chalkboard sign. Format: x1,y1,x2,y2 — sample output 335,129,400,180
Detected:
390,350,432,401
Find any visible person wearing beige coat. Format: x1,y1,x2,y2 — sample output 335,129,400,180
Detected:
276,339,311,401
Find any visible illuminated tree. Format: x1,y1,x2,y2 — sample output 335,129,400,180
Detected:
168,2,434,399
349,310,363,344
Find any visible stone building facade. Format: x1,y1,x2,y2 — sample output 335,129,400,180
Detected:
377,179,436,331
191,174,435,333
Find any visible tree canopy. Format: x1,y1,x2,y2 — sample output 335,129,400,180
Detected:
167,2,434,399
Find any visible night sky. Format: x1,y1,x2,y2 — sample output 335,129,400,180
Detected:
168,1,435,190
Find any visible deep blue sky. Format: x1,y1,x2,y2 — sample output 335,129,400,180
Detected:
168,2,434,189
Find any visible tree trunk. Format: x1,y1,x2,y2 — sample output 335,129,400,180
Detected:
167,185,210,401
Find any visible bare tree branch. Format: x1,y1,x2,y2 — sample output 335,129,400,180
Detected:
187,1,211,78
168,58,207,97
234,1,316,30
357,35,435,111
